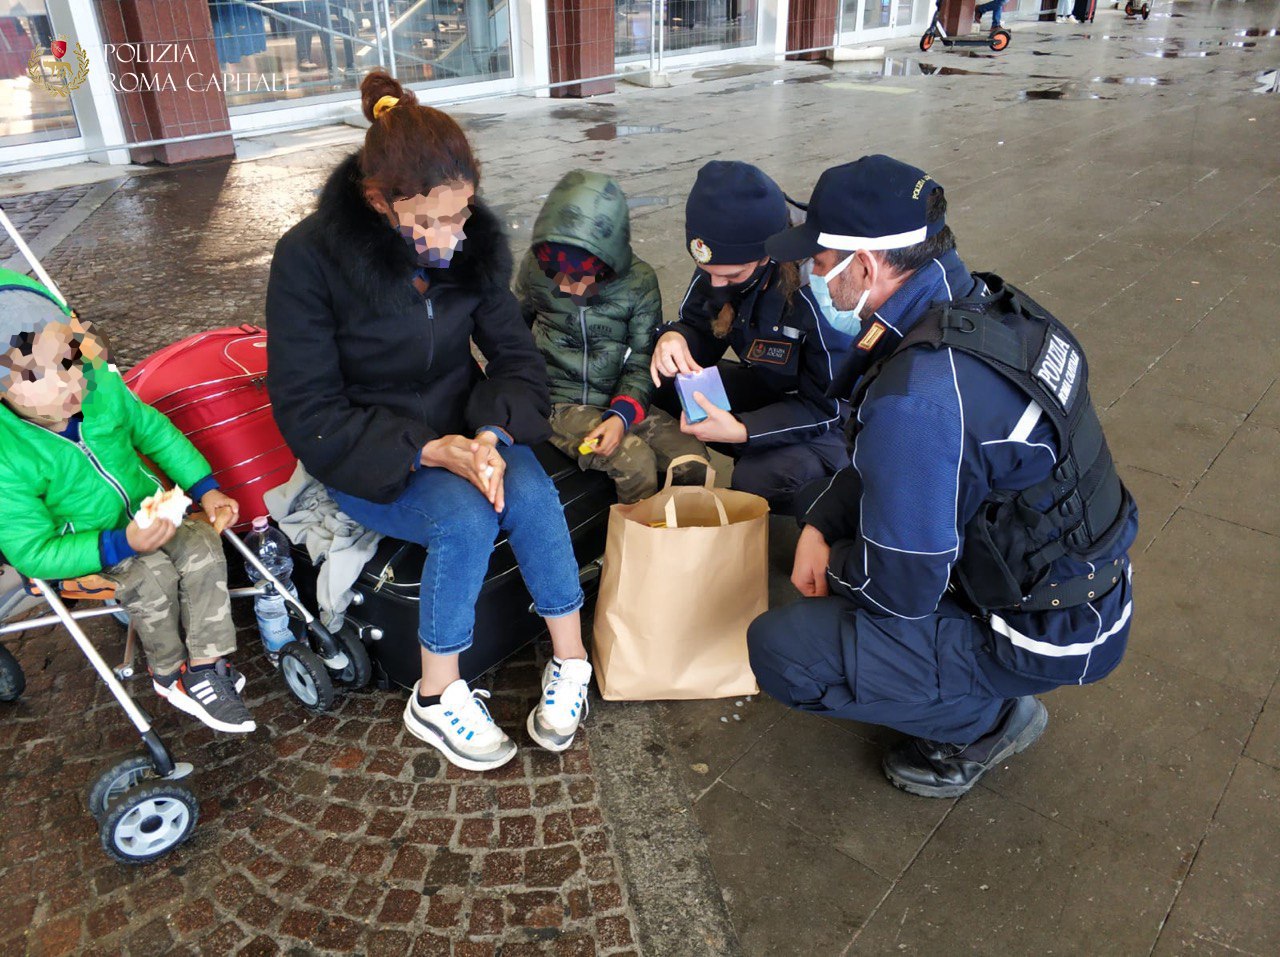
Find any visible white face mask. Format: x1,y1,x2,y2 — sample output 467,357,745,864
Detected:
809,252,871,337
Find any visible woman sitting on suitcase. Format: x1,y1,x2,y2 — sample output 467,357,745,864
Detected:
266,71,591,772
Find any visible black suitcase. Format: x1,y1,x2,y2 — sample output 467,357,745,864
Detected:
1072,0,1096,22
290,443,615,689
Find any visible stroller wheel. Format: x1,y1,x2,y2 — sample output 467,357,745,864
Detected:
88,755,158,820
332,625,373,690
0,644,24,702
100,782,198,864
920,32,935,52
279,641,336,712
88,756,196,819
1141,3,1150,17
990,29,1011,52
1124,1,1133,14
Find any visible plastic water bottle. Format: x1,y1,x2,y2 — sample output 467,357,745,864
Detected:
244,516,296,657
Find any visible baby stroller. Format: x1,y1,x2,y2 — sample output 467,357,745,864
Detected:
0,209,203,864
0,209,357,865
123,326,371,711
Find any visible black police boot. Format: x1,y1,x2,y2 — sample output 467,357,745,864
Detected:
882,696,1048,798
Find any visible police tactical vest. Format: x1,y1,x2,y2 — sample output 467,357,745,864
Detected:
850,273,1132,614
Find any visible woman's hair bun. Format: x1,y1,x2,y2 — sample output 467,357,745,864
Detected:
360,70,418,123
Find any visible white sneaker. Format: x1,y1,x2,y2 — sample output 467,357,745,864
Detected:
527,657,592,753
403,679,517,771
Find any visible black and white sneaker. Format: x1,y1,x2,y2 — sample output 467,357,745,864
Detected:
527,657,592,753
403,679,517,772
153,663,245,699
166,661,256,734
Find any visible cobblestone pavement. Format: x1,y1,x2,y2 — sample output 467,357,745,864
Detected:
3,611,638,957
4,3,1280,954
0,184,95,265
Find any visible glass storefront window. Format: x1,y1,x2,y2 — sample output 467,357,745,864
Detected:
210,0,513,112
615,0,758,61
0,1,79,145
862,0,891,31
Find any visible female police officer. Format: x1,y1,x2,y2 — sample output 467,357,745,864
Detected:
649,161,854,514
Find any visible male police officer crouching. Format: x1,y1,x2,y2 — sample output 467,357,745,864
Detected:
747,156,1138,797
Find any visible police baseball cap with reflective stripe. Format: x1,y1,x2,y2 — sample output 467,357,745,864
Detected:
766,155,945,262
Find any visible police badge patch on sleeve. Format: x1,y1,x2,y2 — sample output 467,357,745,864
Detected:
1033,332,1082,410
746,339,794,365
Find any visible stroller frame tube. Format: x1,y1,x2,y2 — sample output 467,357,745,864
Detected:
0,604,122,636
0,207,69,305
222,529,347,665
29,579,176,776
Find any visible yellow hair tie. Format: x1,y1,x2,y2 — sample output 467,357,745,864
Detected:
373,95,400,119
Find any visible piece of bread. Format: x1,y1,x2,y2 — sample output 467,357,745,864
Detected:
135,487,192,530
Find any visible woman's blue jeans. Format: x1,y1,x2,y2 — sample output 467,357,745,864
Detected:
330,445,584,655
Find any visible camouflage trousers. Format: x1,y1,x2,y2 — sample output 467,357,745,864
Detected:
101,518,236,676
549,403,710,504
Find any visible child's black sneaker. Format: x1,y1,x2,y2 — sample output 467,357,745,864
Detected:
168,661,256,733
152,663,245,699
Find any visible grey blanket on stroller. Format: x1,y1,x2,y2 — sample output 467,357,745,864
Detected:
263,463,382,630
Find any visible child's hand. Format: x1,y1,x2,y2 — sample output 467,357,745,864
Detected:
581,417,626,457
126,517,177,554
200,489,240,533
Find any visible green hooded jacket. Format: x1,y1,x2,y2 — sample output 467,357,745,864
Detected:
515,171,661,421
0,272,213,579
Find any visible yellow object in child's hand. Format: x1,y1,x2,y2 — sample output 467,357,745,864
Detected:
578,437,601,456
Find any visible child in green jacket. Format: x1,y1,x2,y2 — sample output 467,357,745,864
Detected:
0,270,254,733
516,170,706,503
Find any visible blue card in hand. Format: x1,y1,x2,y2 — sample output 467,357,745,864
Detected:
676,367,732,424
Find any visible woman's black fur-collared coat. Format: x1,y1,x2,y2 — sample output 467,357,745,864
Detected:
265,152,551,503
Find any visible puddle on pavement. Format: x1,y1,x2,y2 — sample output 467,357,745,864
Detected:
1239,28,1280,37
451,112,504,131
1092,74,1178,85
583,123,674,140
1017,84,1115,101
692,64,775,80
550,104,617,122
1143,49,1217,57
705,72,836,95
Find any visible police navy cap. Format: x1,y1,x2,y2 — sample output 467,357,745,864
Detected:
685,160,789,266
766,155,943,262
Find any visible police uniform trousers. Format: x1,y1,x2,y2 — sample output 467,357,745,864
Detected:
655,362,849,516
747,595,1058,745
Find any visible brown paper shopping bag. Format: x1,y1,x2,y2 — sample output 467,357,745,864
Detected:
593,455,769,701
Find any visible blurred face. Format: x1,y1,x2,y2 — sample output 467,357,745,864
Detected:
1,323,88,424
374,181,475,267
697,258,768,287
549,272,601,301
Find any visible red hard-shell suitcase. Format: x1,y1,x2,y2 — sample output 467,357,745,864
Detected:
122,325,295,530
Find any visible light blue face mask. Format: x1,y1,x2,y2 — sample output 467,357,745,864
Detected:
810,252,870,337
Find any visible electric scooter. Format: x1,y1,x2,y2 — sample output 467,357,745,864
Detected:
920,0,1011,53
